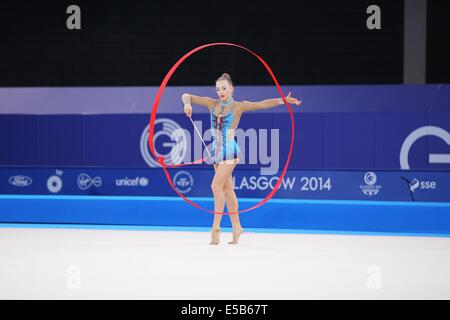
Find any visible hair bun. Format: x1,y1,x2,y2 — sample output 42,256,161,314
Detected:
217,73,233,86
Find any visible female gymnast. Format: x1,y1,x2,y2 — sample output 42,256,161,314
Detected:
182,73,301,245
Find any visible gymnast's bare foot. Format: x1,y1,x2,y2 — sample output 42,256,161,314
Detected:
209,228,220,245
228,228,244,245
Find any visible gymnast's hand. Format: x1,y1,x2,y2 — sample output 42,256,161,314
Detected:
184,104,193,117
284,92,302,106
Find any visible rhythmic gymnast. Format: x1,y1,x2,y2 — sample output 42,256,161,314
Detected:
182,73,301,245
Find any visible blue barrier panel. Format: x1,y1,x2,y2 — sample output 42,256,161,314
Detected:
0,195,449,235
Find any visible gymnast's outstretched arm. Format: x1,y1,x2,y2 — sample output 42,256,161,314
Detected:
182,93,217,117
239,92,302,112
182,93,217,108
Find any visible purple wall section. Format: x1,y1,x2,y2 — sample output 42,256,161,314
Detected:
1,84,449,114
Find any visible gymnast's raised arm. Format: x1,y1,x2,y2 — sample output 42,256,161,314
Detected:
182,93,217,117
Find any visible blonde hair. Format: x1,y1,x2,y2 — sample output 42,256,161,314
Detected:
216,73,233,87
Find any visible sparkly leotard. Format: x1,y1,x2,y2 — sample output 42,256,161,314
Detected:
210,98,241,164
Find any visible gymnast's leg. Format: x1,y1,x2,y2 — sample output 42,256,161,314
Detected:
223,171,244,244
210,160,239,244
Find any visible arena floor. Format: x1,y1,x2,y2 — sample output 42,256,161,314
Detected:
1,225,449,299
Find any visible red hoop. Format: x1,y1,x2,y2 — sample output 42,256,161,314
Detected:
148,42,296,215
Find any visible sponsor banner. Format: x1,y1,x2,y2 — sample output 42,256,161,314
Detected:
1,167,449,202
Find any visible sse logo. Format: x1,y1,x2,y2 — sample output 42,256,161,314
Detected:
409,179,437,192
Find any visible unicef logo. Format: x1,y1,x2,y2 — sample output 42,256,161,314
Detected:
116,176,149,187
173,171,194,194
364,172,377,186
77,173,102,190
140,118,188,168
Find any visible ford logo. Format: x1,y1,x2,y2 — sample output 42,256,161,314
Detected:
9,175,33,187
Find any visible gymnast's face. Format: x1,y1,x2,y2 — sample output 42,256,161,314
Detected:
216,80,233,102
